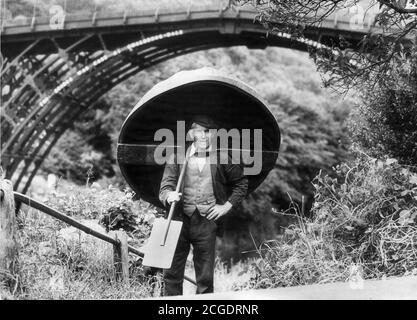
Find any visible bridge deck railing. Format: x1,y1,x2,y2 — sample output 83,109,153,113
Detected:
1,0,372,31
1,0,238,26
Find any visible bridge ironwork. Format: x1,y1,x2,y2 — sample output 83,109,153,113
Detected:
0,1,386,194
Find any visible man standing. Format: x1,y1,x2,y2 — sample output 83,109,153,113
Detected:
159,115,248,296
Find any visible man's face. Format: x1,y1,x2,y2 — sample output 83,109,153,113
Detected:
190,123,213,150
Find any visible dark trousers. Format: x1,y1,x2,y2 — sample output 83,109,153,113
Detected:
163,210,217,296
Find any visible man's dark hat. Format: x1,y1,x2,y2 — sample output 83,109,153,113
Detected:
189,115,219,129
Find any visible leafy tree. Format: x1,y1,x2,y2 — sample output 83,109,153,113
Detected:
348,45,417,165
3,0,36,19
222,83,351,263
234,0,417,166
234,0,416,90
42,100,114,184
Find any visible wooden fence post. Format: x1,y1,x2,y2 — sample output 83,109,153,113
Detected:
110,230,129,283
0,179,18,294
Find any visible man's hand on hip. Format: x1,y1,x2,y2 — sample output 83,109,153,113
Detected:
206,201,233,221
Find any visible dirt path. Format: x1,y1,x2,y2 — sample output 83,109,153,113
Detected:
156,275,417,300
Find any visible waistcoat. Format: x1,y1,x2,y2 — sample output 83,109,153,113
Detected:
182,157,216,216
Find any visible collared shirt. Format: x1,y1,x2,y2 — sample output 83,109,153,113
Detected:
189,143,211,173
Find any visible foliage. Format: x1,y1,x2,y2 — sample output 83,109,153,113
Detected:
205,47,352,262
14,179,163,299
100,201,138,233
3,0,35,20
44,179,155,243
14,178,255,298
182,257,257,294
246,153,417,288
99,193,154,244
237,0,417,91
7,0,417,296
12,0,354,264
16,209,157,299
37,45,352,262
221,94,352,261
348,45,417,166
42,101,114,185
235,0,417,177
44,181,109,219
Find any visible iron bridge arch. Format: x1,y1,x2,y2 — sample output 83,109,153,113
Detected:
0,5,376,194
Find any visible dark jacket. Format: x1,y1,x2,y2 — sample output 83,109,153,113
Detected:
159,151,248,236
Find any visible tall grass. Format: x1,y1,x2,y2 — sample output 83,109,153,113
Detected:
14,178,159,299
16,153,414,298
182,255,256,295
247,153,417,289
13,177,250,299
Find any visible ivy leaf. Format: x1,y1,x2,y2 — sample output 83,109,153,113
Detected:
409,175,417,185
399,209,412,225
386,158,398,166
400,190,411,197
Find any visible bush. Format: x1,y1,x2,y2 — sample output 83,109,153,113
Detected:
348,46,417,166
247,152,417,288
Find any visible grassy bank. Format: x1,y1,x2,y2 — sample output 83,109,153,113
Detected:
11,178,252,299
8,152,417,298
245,153,417,289
14,180,156,299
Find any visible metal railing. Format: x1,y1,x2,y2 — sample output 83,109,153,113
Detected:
5,188,196,286
0,1,382,39
1,0,234,26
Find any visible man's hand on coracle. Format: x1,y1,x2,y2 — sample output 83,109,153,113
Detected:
167,191,182,205
206,202,233,221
